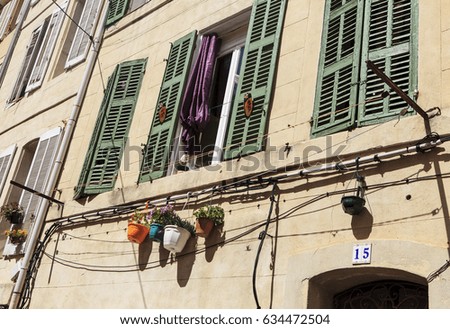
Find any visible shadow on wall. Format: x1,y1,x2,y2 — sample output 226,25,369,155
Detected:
351,207,373,240
177,237,197,287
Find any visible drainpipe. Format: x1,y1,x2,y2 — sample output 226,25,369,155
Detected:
0,0,32,87
9,0,109,309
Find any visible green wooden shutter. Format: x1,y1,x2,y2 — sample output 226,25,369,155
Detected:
139,31,197,182
75,59,147,197
223,0,287,160
74,69,117,199
359,0,417,125
106,0,129,26
311,0,364,138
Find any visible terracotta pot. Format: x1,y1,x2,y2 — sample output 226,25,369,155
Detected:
195,217,214,238
163,225,190,253
127,222,149,244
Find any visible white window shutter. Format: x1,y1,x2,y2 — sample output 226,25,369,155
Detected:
26,0,69,92
65,0,102,68
0,0,18,41
0,144,17,198
9,23,47,103
19,127,62,223
3,127,61,257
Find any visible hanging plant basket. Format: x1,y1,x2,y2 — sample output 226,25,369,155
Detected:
1,202,24,224
149,223,164,243
163,225,191,253
127,222,149,244
341,196,366,215
9,212,24,224
195,217,214,238
5,229,27,245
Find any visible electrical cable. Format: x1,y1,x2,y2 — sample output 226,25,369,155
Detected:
16,134,450,307
18,169,450,309
50,0,94,43
252,181,278,309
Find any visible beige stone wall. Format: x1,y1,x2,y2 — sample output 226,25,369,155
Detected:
0,0,98,304
2,0,450,308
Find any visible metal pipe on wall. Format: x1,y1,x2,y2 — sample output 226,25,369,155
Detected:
9,0,109,309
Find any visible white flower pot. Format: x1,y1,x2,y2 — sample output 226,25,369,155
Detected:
163,225,190,253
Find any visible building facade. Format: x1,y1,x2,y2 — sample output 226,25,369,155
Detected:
1,0,450,309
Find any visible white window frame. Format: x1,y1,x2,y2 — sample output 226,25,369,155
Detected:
26,0,69,92
210,45,244,165
65,0,102,69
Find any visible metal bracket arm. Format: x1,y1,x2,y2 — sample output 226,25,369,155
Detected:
366,60,431,135
10,180,64,206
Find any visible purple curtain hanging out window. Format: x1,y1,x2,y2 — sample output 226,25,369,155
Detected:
180,34,220,155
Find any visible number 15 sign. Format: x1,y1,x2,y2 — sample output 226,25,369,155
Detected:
352,243,372,264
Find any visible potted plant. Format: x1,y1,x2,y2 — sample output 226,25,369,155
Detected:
193,205,225,238
147,205,178,242
127,210,150,244
163,214,196,253
4,229,28,244
1,202,24,224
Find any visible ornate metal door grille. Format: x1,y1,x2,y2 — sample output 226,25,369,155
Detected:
334,280,428,309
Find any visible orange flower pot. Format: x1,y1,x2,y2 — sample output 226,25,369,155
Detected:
127,222,149,244
195,217,214,238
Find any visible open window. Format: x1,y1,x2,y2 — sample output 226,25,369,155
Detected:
139,0,287,182
172,20,247,171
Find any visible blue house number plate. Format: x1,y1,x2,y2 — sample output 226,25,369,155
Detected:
352,243,372,264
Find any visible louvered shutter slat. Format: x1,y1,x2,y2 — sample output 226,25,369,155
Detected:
74,69,118,198
26,0,69,92
9,23,48,102
139,31,196,182
0,0,19,40
106,0,129,26
311,0,363,138
223,0,287,160
359,0,416,125
66,0,102,68
77,59,147,196
19,128,62,222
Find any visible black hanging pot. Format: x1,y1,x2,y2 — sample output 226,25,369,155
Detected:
8,212,24,224
341,196,366,215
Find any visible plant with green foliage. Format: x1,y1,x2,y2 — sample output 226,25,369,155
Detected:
0,202,24,222
129,209,149,227
193,205,225,226
174,217,196,237
147,204,180,226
